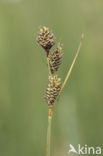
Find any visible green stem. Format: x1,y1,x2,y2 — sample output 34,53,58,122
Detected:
46,109,53,156
47,57,52,77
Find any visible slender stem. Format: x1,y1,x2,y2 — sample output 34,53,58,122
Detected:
47,57,52,77
46,108,53,156
45,49,52,77
46,51,53,156
53,33,84,109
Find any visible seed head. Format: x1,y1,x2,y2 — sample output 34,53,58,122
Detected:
49,43,63,74
37,26,56,54
45,75,61,108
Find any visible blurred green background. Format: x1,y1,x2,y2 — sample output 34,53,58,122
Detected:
0,0,103,156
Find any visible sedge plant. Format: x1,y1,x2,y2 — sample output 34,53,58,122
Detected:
36,26,84,156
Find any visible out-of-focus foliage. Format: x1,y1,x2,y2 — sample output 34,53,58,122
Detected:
0,0,103,156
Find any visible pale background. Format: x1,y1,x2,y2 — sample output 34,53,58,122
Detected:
0,0,103,156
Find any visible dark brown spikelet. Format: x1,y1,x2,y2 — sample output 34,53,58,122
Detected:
49,44,63,74
45,75,61,108
37,26,56,54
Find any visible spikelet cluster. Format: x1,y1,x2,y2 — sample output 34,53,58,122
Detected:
45,75,61,108
37,26,63,108
37,26,55,52
49,44,63,74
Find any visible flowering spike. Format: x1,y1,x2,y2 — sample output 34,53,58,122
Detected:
45,75,61,108
49,43,63,74
37,26,56,55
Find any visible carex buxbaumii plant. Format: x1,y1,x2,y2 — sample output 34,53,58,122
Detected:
36,26,84,156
